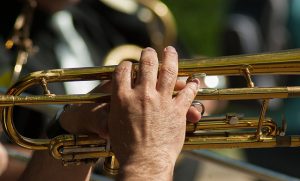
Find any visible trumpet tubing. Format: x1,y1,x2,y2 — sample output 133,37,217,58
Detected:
2,48,300,174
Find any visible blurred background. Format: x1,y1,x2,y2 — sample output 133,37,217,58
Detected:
161,0,300,180
1,0,300,180
162,0,229,57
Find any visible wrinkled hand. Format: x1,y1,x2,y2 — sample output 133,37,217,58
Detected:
59,81,111,139
59,54,201,140
109,46,200,180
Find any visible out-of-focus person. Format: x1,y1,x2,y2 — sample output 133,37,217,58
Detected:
220,0,300,178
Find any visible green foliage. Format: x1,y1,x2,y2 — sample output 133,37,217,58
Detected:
162,0,231,57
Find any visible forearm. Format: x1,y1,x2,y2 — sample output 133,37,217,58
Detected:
119,163,174,181
20,150,92,181
117,152,175,181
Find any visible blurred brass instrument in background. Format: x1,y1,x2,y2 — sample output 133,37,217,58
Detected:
2,48,300,174
5,0,37,85
3,0,300,178
101,0,177,66
1,0,179,176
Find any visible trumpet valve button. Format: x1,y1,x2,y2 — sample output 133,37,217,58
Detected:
229,116,239,125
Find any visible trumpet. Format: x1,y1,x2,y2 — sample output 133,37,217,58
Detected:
2,48,300,175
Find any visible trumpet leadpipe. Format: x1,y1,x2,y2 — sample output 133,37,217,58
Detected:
1,86,300,107
195,86,300,100
0,93,110,106
7,49,300,93
2,48,300,171
178,48,300,76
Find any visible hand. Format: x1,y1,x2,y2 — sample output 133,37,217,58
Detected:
109,46,200,180
174,79,202,123
59,81,111,139
58,60,201,140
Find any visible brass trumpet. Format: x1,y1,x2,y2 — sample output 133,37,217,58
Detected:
2,48,300,174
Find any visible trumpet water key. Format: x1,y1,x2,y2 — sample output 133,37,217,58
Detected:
2,49,300,174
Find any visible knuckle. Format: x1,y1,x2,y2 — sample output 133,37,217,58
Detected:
160,66,177,77
114,65,130,78
179,86,196,107
139,91,153,102
139,94,152,103
159,76,173,88
136,90,155,105
116,90,131,102
165,50,178,58
141,57,156,68
186,85,197,97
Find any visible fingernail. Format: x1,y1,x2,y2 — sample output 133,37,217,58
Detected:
188,77,200,85
189,78,200,89
164,46,176,52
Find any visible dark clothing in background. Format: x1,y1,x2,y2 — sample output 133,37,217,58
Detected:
221,0,300,178
1,1,198,180
0,0,152,139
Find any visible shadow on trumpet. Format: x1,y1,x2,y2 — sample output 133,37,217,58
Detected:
2,48,300,174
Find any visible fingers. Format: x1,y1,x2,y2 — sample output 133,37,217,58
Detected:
136,47,159,88
186,106,202,123
91,80,112,93
174,79,186,91
157,46,178,95
175,78,200,112
112,60,133,92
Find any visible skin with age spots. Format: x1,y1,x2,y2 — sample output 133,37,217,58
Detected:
108,46,200,181
2,46,201,180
